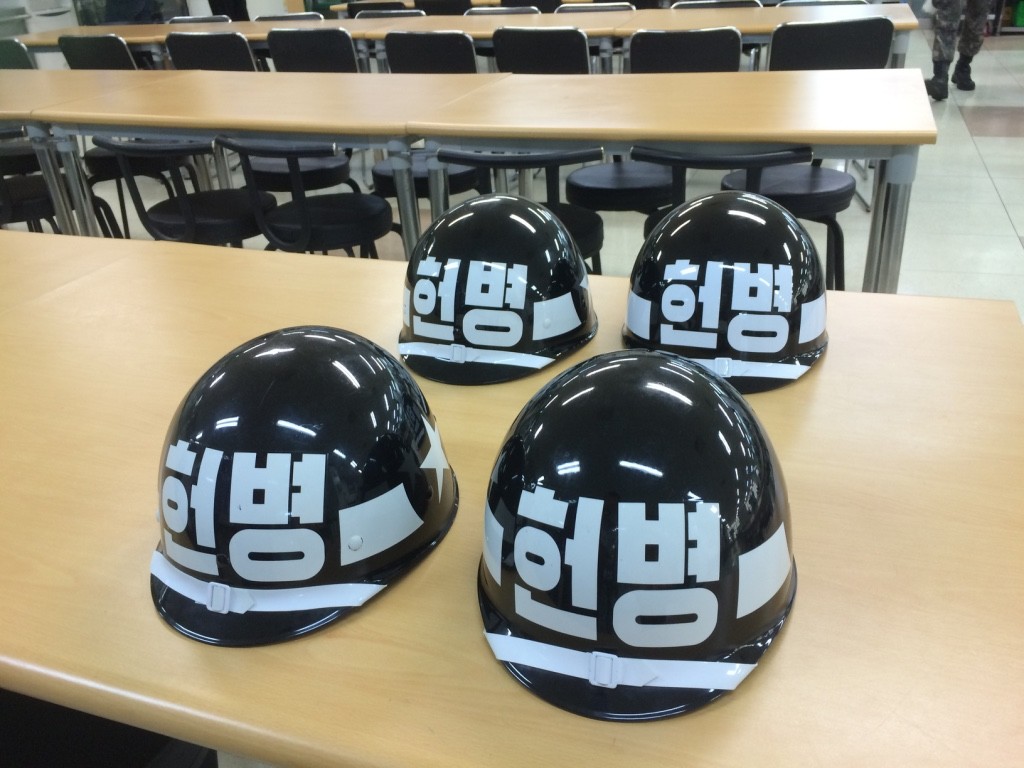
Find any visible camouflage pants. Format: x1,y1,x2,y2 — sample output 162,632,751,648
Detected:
931,0,990,61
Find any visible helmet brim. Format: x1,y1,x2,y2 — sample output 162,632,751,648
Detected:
477,559,796,721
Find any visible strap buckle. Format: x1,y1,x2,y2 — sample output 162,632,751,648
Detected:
205,582,232,614
589,651,621,689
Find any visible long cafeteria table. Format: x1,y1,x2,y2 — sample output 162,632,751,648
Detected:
1,228,1021,767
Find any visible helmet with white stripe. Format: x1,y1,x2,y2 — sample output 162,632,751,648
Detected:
150,326,458,646
623,191,827,393
399,194,597,385
478,350,796,720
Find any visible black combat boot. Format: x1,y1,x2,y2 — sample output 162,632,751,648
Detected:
951,55,976,91
925,60,951,101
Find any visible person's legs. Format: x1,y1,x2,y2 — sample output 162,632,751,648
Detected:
951,0,989,90
926,0,964,99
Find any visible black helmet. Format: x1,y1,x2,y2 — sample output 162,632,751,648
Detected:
478,350,796,721
623,191,827,393
150,326,458,646
399,194,597,385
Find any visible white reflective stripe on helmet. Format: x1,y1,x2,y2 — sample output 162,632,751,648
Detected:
484,633,756,691
799,293,826,343
532,292,583,341
150,551,384,615
736,522,792,618
625,291,652,340
695,357,809,381
398,342,550,370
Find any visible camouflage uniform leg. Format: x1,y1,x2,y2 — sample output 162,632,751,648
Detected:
931,0,965,62
958,0,990,58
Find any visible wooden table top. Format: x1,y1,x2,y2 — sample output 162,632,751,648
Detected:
0,229,1021,767
408,69,938,147
0,68,186,122
29,70,505,137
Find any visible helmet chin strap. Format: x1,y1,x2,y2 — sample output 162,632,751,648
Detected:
484,633,756,691
150,551,384,615
399,342,552,370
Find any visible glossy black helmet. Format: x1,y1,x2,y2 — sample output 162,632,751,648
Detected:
623,191,827,393
399,194,597,385
478,350,796,721
150,326,458,646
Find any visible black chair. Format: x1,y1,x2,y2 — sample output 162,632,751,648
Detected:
384,29,478,73
216,136,393,257
91,136,276,247
267,27,360,74
167,30,356,195
254,11,325,20
565,25,744,219
414,0,473,14
168,14,232,23
437,147,607,274
503,0,558,10
766,16,894,71
0,38,33,69
718,17,896,289
553,1,635,73
670,0,763,70
492,26,592,74
353,8,426,70
626,26,742,73
58,33,203,238
372,31,489,227
347,0,406,17
166,30,259,70
1,688,217,768
464,5,540,67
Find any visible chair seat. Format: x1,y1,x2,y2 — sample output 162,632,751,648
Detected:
250,154,353,193
372,150,481,198
264,192,393,252
148,189,276,245
83,147,177,183
565,160,675,212
721,165,856,219
545,201,603,259
1,173,54,223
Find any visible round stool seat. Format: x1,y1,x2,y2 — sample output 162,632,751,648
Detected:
565,160,675,213
264,193,393,254
372,150,481,198
251,154,354,193
721,165,856,218
546,201,604,272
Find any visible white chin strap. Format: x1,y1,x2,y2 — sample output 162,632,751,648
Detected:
484,633,755,691
399,342,551,370
150,551,384,615
696,356,808,381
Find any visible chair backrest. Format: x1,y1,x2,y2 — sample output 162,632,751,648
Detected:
354,8,425,17
268,28,359,72
502,0,558,11
166,31,258,70
671,0,761,7
492,26,591,73
59,34,137,70
214,135,344,252
0,38,34,69
465,5,540,13
347,0,405,16
414,0,473,14
628,27,742,73
630,144,815,212
254,11,325,20
767,17,894,71
168,14,232,22
554,2,635,11
776,0,867,5
384,31,478,73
